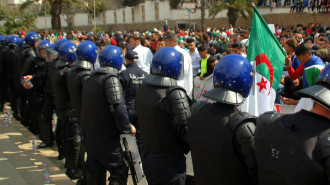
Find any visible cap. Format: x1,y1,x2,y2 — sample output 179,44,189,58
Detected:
125,50,138,62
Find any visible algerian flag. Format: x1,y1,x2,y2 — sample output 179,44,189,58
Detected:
239,6,286,116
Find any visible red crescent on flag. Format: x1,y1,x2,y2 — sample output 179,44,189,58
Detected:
256,53,274,95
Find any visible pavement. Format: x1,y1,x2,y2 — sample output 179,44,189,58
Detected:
0,105,148,185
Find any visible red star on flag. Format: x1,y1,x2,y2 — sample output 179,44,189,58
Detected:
257,77,268,92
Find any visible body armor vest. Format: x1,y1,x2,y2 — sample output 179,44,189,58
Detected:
188,102,255,185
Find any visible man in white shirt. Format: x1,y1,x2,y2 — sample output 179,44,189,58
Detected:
129,33,153,74
166,33,193,97
186,38,201,76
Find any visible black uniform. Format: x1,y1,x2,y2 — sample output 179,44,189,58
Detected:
66,60,93,181
188,102,257,185
118,63,147,152
255,110,330,185
19,45,36,126
135,75,191,185
22,56,46,134
39,57,61,147
51,59,81,179
4,45,19,119
81,66,132,185
0,45,9,110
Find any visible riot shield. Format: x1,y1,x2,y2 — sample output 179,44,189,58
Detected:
120,134,146,185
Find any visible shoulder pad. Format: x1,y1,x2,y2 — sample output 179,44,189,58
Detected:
104,74,124,105
165,85,191,125
56,60,68,69
27,49,36,58
255,111,283,136
317,133,330,160
229,112,256,131
146,75,177,87
79,70,91,82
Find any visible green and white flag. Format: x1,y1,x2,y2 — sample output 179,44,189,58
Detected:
240,6,286,116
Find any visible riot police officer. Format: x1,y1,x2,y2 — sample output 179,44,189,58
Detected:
42,39,70,158
81,45,136,185
0,36,10,112
20,32,40,127
67,40,97,183
135,47,191,185
3,36,20,119
118,50,147,153
22,40,50,134
188,54,257,185
255,64,330,185
51,41,78,179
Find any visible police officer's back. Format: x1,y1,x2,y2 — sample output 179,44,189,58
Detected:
255,64,330,185
67,41,96,123
188,54,257,185
81,45,135,185
135,47,191,185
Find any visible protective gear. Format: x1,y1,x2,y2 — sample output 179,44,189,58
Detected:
255,110,330,185
151,47,183,80
317,134,330,184
49,43,54,49
67,60,93,122
99,45,123,70
37,40,50,58
295,64,330,109
203,54,253,105
18,38,25,47
54,39,70,51
76,40,98,63
229,112,257,183
105,74,124,105
81,67,131,136
145,75,177,87
188,102,256,185
45,48,58,63
8,36,19,46
136,83,189,155
58,42,76,63
25,32,40,47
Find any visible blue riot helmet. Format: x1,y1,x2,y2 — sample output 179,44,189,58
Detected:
49,43,55,49
37,40,50,59
18,38,25,47
76,41,98,63
58,42,77,63
8,36,20,46
0,35,3,44
25,32,40,47
54,39,70,51
151,47,182,80
98,45,123,70
296,64,330,109
203,54,253,105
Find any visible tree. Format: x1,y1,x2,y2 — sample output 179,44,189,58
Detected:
0,5,37,34
20,0,88,31
209,0,256,27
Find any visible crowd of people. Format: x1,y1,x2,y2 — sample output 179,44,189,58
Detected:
0,22,329,185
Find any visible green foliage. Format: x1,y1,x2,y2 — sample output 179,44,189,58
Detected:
169,0,181,9
209,0,256,27
0,5,37,34
122,0,141,6
85,0,108,16
92,27,101,33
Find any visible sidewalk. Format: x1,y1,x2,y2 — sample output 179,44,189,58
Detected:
0,109,75,185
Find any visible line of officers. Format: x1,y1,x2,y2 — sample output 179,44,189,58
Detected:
0,31,330,185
